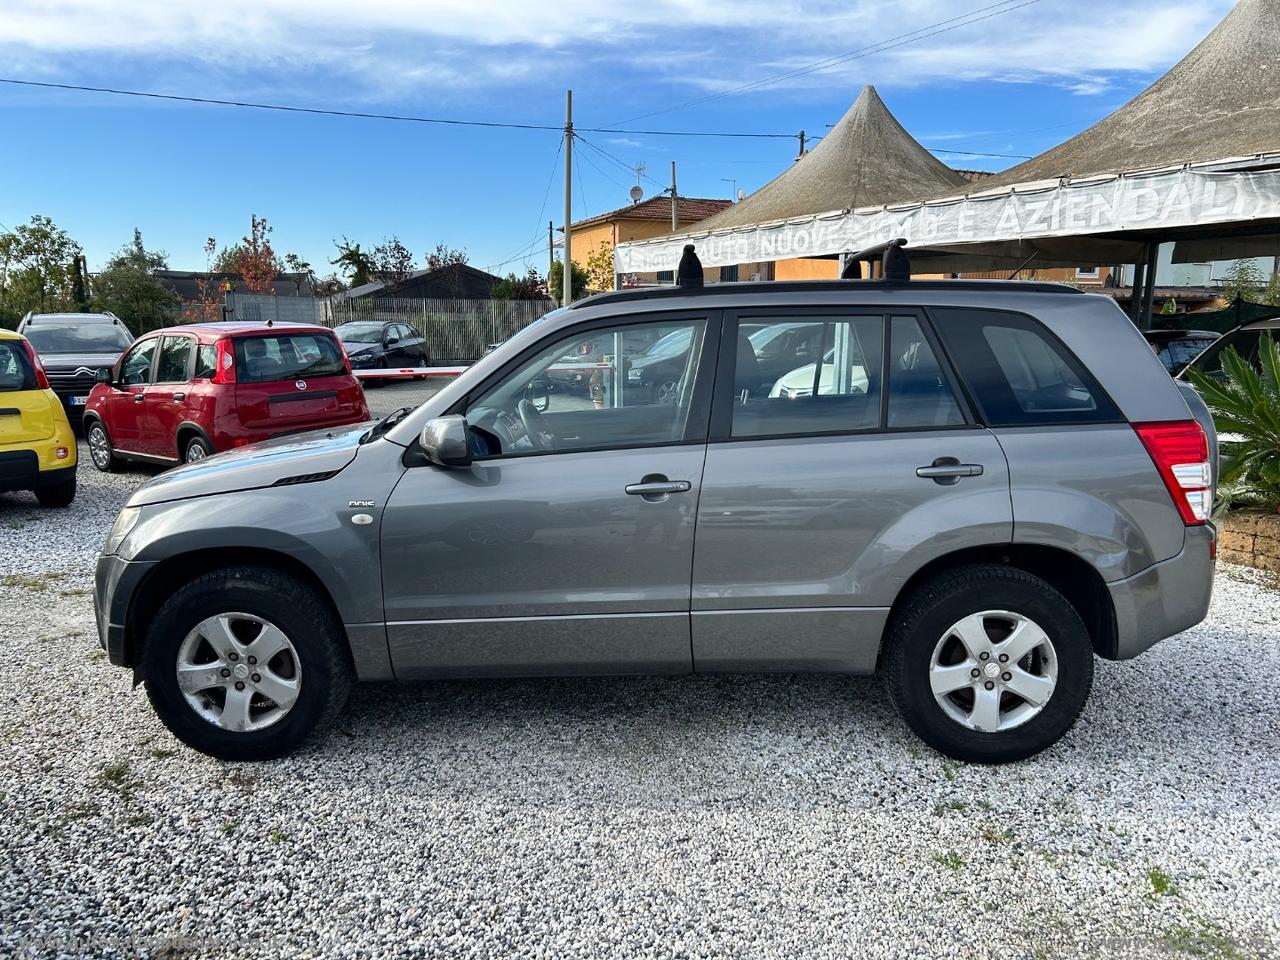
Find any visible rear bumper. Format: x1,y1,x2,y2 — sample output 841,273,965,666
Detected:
1107,523,1216,659
94,552,156,665
0,452,75,492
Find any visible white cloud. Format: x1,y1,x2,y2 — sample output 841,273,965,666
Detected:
0,0,1237,104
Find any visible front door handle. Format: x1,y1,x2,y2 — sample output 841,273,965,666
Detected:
133,394,145,403
172,392,186,402
916,458,983,485
625,476,691,502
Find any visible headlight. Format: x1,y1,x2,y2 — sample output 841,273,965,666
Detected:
103,506,141,556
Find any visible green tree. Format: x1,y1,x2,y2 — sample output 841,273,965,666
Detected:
332,237,375,287
92,229,180,333
584,240,616,292
425,243,469,297
490,266,546,300
548,257,588,306
1263,267,1280,307
0,215,82,315
70,257,89,311
372,236,416,291
282,253,315,295
1161,297,1178,315
1221,258,1264,304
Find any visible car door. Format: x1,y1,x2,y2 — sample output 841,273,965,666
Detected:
143,334,195,458
691,310,1012,673
380,312,719,679
102,337,158,453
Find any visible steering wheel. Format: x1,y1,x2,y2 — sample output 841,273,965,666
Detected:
517,399,557,451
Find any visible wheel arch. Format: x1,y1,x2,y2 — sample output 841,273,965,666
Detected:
175,421,215,458
887,543,1120,661
123,547,346,668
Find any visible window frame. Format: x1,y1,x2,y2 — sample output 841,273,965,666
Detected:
708,307,978,443
118,336,160,387
926,305,1124,428
439,309,724,463
154,334,196,385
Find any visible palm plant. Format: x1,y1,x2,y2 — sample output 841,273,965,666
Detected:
1185,334,1280,513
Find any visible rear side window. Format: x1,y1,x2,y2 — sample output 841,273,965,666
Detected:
0,342,37,392
932,308,1119,426
155,336,193,383
235,334,345,384
193,344,217,380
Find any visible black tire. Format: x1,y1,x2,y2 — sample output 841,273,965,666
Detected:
182,434,213,464
35,476,76,508
86,419,121,473
141,565,354,761
883,564,1094,764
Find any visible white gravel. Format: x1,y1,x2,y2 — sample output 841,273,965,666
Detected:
1,444,1278,960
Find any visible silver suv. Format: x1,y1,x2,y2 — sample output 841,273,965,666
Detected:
95,259,1217,763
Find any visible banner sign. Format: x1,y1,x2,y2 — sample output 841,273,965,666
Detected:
613,162,1280,273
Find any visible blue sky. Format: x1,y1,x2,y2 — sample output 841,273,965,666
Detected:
0,0,1233,280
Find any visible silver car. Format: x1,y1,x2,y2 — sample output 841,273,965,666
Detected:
95,277,1217,763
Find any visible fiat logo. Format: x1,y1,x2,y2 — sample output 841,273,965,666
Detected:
295,379,307,391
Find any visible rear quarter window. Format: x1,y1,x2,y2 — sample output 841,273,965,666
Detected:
0,342,37,392
234,333,346,383
931,308,1120,426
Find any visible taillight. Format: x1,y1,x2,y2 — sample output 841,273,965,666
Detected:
21,339,50,389
211,339,237,384
1132,420,1212,525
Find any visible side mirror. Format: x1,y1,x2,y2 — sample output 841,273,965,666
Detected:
385,335,400,346
419,415,472,467
95,367,113,384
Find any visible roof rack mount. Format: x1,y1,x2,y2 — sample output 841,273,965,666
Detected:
841,237,909,281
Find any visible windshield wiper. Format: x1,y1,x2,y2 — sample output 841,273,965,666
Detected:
361,405,415,444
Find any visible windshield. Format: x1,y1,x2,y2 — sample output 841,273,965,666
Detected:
0,341,37,392
1185,329,1271,378
336,323,384,345
23,322,133,354
235,333,347,383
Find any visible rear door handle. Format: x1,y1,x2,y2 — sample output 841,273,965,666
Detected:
172,393,186,401
133,394,145,403
916,458,983,485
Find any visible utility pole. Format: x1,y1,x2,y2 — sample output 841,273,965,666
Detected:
670,161,678,231
797,130,807,159
563,89,573,306
548,220,554,285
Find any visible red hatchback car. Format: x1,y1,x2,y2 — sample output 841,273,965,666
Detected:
83,322,370,469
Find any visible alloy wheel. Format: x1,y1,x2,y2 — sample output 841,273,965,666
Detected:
89,425,112,469
175,613,302,732
928,610,1058,734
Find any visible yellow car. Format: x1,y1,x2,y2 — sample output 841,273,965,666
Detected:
0,328,77,507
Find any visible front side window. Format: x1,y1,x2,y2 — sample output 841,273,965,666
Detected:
119,339,157,386
932,308,1118,425
731,317,883,438
0,341,37,392
155,336,193,384
465,318,707,457
235,334,345,383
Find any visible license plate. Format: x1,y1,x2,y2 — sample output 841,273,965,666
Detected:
70,396,88,406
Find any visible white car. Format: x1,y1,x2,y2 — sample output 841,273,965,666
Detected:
769,347,869,398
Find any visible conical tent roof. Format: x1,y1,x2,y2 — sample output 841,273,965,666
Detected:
690,85,967,232
976,0,1280,189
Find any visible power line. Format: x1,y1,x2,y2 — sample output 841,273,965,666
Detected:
610,0,1043,126
0,77,794,140
484,138,564,273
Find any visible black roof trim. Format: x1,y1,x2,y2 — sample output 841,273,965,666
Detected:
571,279,1085,310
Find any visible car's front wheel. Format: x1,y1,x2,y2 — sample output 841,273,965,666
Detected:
883,564,1094,764
86,420,121,472
141,565,353,760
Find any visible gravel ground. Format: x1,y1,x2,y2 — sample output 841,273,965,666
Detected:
1,445,1278,960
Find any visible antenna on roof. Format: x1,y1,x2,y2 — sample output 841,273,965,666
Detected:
841,238,909,282
676,244,704,289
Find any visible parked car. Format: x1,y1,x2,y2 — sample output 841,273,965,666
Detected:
16,311,135,424
334,321,430,371
1143,329,1219,375
95,271,1217,764
1178,318,1279,382
0,328,77,506
83,322,370,469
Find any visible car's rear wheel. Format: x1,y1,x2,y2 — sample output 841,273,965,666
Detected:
141,565,353,760
86,420,121,472
35,476,76,508
183,434,212,463
883,564,1093,764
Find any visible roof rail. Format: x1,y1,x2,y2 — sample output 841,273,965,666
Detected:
841,237,909,281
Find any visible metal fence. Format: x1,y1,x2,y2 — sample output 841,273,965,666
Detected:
223,294,554,365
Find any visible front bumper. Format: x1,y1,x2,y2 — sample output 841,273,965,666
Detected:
94,552,156,665
1107,523,1216,659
